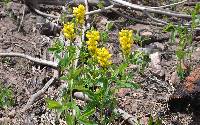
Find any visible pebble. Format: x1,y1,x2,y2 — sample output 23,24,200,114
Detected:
150,52,165,77
170,71,180,85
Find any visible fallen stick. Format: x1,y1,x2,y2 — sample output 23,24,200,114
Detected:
151,0,187,9
112,0,191,19
30,4,115,19
0,52,58,69
111,8,165,26
21,77,56,112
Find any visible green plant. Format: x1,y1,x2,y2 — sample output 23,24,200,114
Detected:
106,22,114,31
97,0,106,9
130,50,150,72
100,31,109,44
147,115,162,125
0,84,14,109
133,33,150,47
47,4,149,125
163,3,200,80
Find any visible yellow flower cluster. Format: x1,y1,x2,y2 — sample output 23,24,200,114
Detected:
73,4,86,25
63,22,76,41
86,30,112,67
86,30,100,55
96,47,112,67
119,29,133,56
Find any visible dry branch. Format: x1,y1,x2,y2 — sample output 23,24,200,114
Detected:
111,8,165,26
143,10,168,25
33,4,115,19
112,0,191,18
21,77,56,112
0,52,58,69
151,0,187,9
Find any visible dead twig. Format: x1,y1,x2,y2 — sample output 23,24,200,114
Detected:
0,52,58,69
111,8,165,26
32,4,115,19
21,76,56,112
143,10,168,25
151,0,187,9
112,0,191,18
18,5,26,32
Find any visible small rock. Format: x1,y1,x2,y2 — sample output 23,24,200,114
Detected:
137,47,153,54
140,30,152,38
169,71,180,85
194,36,200,41
196,48,200,52
153,42,166,51
191,49,200,61
0,11,6,18
150,52,165,77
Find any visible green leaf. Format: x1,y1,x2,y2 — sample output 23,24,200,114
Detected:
59,53,72,69
155,118,162,125
73,84,87,91
195,3,200,13
79,118,97,125
163,23,175,32
106,22,114,31
78,107,96,125
62,68,83,80
176,49,186,60
81,107,96,118
48,39,64,53
48,47,59,52
100,31,109,43
60,75,68,81
97,0,105,9
66,115,75,125
170,29,177,43
118,63,128,74
0,86,14,108
148,115,154,125
47,99,62,109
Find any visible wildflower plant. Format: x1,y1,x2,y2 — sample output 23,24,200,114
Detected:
0,84,14,109
86,30,100,55
47,4,149,125
119,29,133,57
96,47,112,67
73,4,86,25
63,22,76,41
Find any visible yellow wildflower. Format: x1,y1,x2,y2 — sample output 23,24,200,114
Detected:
96,47,112,67
119,29,133,56
86,30,100,55
73,4,86,25
86,30,100,41
63,22,76,41
86,40,98,54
